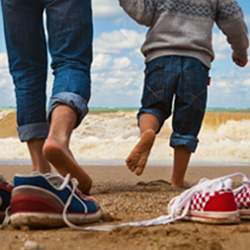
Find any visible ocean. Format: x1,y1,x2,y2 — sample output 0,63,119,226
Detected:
0,108,249,166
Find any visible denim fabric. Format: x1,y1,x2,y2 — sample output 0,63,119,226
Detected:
1,0,93,141
138,56,209,152
49,92,88,128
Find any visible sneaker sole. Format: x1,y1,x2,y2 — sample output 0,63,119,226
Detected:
178,210,240,224
239,209,250,220
11,209,103,228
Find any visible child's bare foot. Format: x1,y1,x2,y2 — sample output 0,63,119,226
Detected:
43,137,92,194
171,180,193,189
126,129,155,176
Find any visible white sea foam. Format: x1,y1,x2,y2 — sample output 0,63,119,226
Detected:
0,110,249,165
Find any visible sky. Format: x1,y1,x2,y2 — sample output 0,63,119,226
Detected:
0,0,249,109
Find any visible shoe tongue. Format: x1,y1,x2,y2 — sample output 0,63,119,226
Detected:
223,178,233,189
201,178,232,193
46,174,65,188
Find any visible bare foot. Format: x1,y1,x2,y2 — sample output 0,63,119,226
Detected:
126,129,156,176
43,137,92,194
171,180,193,189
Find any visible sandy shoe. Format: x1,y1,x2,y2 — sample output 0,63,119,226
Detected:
10,172,102,228
166,174,246,225
168,184,239,224
234,176,250,219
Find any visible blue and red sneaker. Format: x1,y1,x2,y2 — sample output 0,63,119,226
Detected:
0,174,13,223
10,172,102,228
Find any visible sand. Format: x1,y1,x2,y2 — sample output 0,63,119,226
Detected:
1,164,250,250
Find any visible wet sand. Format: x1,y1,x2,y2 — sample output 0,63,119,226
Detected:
1,164,250,250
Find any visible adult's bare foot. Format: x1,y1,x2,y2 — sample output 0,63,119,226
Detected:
126,129,155,176
43,137,92,194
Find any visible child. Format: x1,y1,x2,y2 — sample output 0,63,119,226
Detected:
119,0,248,187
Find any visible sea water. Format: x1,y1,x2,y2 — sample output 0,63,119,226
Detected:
0,109,249,166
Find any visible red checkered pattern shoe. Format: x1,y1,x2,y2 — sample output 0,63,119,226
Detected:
234,177,250,219
78,173,247,231
113,174,242,228
168,186,239,224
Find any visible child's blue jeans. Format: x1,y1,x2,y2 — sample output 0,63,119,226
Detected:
138,56,209,152
1,0,93,141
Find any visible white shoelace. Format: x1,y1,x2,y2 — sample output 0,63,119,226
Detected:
233,176,250,196
0,206,11,229
62,177,94,230
0,172,249,231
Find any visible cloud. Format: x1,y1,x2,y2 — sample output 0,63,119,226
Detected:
212,30,250,61
212,32,231,60
92,0,122,20
92,53,112,71
113,57,131,69
244,15,250,24
208,63,250,108
0,53,15,107
0,52,54,108
94,29,145,54
90,52,144,107
214,81,227,88
243,79,250,86
91,27,250,108
91,28,145,107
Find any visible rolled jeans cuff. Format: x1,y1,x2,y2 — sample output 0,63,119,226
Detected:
17,122,49,142
170,132,199,152
48,92,89,128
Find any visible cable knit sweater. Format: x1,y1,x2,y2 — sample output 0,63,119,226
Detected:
119,0,249,68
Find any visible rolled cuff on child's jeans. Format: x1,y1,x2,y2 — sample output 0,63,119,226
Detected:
48,92,89,128
170,132,199,153
17,122,49,142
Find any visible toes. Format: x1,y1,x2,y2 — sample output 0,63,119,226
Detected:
125,157,131,166
130,165,136,172
126,158,133,168
135,166,144,176
126,158,136,172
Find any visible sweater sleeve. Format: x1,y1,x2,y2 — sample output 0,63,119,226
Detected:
216,0,249,59
119,0,156,26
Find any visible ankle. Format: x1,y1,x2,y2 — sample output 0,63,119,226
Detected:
171,177,184,188
32,160,51,174
46,135,69,148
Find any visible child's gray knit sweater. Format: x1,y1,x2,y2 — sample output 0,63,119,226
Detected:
119,0,249,68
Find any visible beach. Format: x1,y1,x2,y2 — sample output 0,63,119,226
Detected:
1,164,250,250
0,109,250,249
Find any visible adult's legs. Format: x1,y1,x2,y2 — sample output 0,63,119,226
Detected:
42,0,93,194
27,140,51,173
1,0,50,173
43,106,92,194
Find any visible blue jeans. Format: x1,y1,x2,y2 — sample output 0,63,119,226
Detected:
138,56,209,152
1,0,93,141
